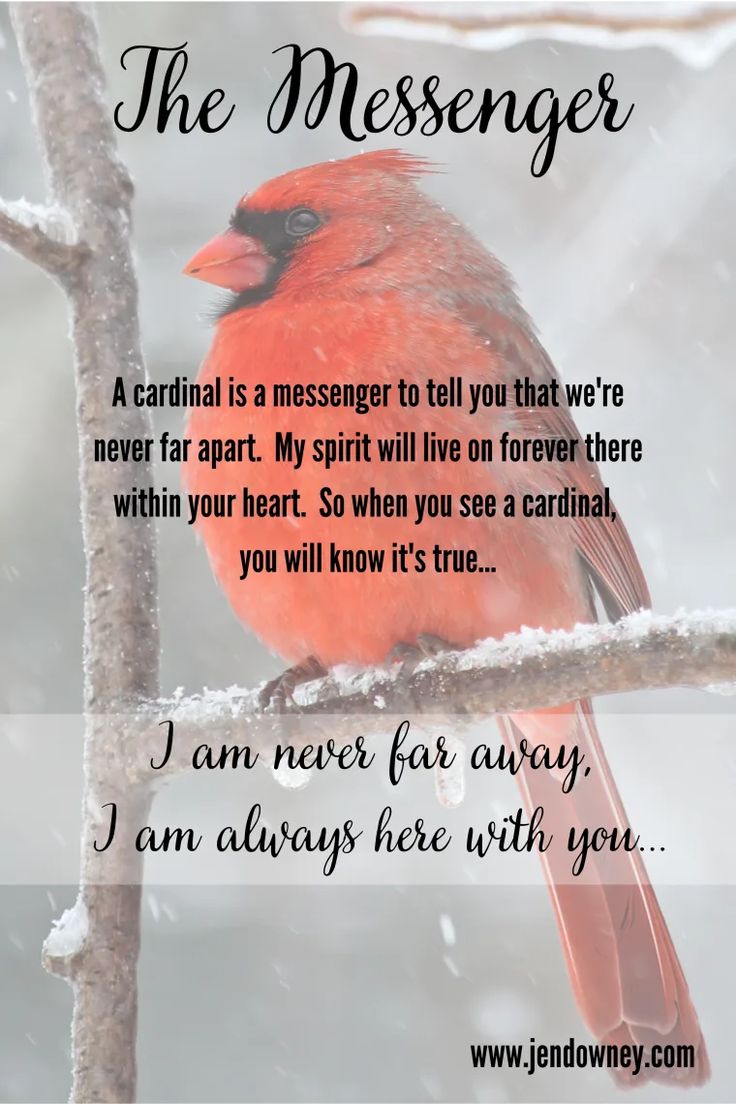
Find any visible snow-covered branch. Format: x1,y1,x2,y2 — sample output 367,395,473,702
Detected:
345,2,736,67
0,196,85,276
109,609,736,783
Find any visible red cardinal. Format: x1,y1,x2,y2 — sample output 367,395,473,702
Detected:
183,151,708,1086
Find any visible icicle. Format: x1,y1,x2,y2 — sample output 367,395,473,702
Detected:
434,733,465,807
271,761,312,790
442,954,460,978
439,913,456,947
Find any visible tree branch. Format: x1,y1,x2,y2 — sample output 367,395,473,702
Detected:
11,4,160,1101
345,2,736,66
108,610,736,784
0,199,86,276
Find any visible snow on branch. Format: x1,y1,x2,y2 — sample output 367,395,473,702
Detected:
344,2,736,67
0,194,85,276
120,608,736,782
42,900,89,979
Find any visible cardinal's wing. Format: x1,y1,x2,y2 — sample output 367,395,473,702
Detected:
456,300,650,620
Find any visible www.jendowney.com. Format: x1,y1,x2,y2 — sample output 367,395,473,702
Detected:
470,1037,696,1077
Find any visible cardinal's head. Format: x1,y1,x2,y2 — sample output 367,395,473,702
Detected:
183,150,508,317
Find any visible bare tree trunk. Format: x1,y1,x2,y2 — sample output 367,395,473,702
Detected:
6,4,160,1100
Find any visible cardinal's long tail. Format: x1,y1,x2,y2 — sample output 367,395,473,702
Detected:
498,702,709,1088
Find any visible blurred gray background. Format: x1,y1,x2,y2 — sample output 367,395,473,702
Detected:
1,2,735,1101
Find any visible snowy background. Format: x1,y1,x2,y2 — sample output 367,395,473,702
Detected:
1,1,735,1101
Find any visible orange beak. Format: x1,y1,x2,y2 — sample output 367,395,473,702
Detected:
183,230,273,291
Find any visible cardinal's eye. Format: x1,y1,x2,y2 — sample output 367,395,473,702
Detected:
285,208,321,237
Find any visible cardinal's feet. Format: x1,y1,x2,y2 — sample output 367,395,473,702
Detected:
388,633,456,668
258,655,327,713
